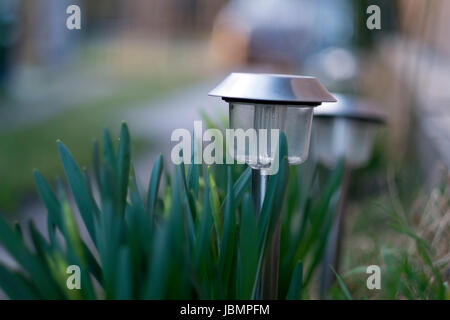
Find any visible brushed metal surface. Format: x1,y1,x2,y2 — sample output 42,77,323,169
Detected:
209,73,337,106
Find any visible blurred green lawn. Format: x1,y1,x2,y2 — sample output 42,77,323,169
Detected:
0,71,202,213
0,38,211,213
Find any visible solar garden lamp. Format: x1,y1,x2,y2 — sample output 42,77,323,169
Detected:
312,94,386,298
209,73,336,299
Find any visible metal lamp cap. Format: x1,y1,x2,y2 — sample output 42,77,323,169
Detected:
314,94,386,124
209,72,337,106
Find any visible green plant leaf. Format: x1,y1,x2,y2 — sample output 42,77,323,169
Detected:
208,166,222,238
0,265,40,299
193,165,214,298
102,128,117,171
221,167,252,210
187,132,200,198
0,217,64,298
238,193,258,299
33,171,63,241
331,266,353,300
115,247,132,299
144,226,169,299
57,141,98,246
147,154,163,217
286,261,303,300
219,166,236,297
117,123,131,216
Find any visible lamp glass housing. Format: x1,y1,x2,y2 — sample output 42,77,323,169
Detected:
229,102,314,172
313,117,377,168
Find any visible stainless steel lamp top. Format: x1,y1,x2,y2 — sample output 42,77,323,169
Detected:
209,73,337,106
314,94,386,124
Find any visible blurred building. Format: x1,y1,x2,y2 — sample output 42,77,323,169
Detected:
13,0,82,67
121,0,227,36
11,0,228,66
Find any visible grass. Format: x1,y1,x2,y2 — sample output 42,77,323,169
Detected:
0,72,201,212
330,191,449,300
327,138,450,300
0,37,213,213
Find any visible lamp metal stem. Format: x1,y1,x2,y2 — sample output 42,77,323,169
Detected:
319,165,352,299
252,168,280,299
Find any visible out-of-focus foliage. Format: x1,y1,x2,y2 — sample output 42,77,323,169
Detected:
0,123,446,300
0,123,342,299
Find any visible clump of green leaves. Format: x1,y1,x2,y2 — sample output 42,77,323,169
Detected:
0,123,341,299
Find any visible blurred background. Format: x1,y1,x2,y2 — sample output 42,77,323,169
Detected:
0,0,449,298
